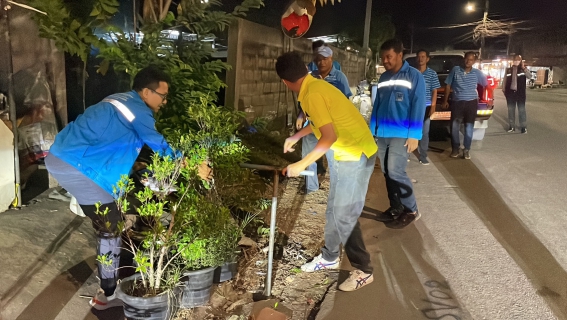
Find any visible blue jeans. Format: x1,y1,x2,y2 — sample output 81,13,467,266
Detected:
451,120,474,151
506,93,527,129
302,133,334,192
376,137,418,213
321,153,376,274
418,117,431,161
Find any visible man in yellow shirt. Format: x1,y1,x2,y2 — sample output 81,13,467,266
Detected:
275,51,377,292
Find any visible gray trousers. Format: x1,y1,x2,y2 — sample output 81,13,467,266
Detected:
320,153,376,274
45,153,122,296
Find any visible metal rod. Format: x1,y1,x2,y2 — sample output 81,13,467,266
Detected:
2,1,22,208
265,170,279,297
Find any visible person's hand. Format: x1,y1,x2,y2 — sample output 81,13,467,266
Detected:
429,105,436,117
405,138,419,153
284,136,300,153
296,116,304,130
282,162,306,177
197,161,213,181
442,101,450,110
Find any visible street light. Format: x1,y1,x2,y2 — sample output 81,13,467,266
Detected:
465,3,475,12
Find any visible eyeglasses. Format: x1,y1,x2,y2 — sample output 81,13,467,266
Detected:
149,88,168,102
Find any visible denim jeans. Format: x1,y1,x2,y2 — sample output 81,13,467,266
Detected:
451,120,474,151
376,137,418,213
320,153,376,274
506,93,527,129
418,117,431,161
302,133,334,192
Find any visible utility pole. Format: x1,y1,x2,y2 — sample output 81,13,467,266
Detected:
362,0,372,52
362,0,372,79
409,24,414,54
480,0,489,60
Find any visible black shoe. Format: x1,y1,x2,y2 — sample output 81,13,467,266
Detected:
507,127,515,133
450,149,460,158
375,206,404,222
385,211,421,229
521,128,527,134
463,149,471,160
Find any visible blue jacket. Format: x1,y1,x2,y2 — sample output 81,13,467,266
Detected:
50,90,176,197
370,61,426,140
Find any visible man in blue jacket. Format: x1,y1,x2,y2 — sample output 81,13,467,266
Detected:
45,66,180,310
370,39,426,229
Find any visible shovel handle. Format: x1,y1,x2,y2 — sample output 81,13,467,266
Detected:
299,170,315,176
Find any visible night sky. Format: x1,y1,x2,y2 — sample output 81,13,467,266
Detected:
225,0,567,51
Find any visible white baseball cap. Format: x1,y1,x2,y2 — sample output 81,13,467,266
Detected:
317,46,333,58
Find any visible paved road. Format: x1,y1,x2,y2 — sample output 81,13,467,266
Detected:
318,89,567,320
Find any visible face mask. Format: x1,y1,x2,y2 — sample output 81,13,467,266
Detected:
513,61,520,66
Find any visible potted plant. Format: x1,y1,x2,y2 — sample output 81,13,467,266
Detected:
95,150,210,319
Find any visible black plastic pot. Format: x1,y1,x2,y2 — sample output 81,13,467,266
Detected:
213,261,238,283
180,266,216,308
115,274,177,320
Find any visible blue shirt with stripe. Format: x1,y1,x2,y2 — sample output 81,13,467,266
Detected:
370,61,426,140
446,66,488,101
422,67,441,106
312,66,352,98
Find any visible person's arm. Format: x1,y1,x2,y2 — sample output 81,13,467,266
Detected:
430,89,438,116
442,67,456,109
406,74,426,152
524,67,532,80
501,72,507,93
284,123,336,177
431,72,441,115
370,78,382,136
284,125,312,153
131,110,177,158
337,72,353,98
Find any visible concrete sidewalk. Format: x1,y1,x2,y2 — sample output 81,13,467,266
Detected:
0,191,123,320
317,147,558,319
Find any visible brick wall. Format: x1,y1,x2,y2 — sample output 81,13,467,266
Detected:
225,18,365,128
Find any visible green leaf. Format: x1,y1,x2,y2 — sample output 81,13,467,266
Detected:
97,59,110,75
70,19,81,31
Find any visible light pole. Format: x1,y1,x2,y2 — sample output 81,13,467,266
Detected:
466,0,489,60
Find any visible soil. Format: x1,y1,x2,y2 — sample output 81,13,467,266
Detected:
127,278,167,298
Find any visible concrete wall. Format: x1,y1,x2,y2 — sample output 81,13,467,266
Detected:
225,18,365,127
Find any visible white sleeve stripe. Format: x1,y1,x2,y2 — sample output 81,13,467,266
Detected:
104,99,136,122
377,79,413,89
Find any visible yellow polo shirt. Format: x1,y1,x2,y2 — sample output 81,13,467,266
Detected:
298,75,377,161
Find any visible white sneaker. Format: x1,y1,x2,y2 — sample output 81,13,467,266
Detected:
300,254,339,272
89,289,123,310
338,269,374,292
69,196,86,217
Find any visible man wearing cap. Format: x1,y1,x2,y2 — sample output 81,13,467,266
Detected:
308,40,342,73
297,45,352,193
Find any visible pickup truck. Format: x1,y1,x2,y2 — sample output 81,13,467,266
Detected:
403,51,495,121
